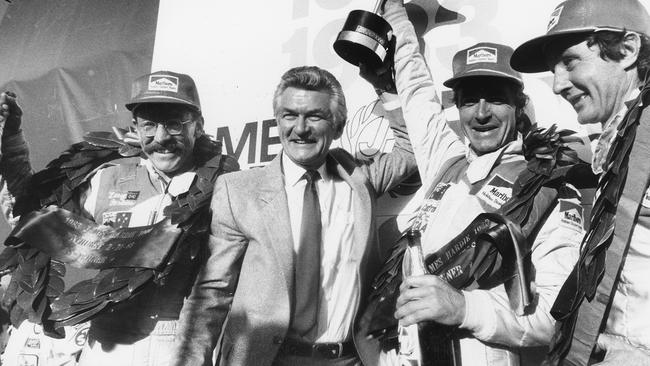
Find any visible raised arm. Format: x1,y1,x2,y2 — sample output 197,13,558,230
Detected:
0,92,34,226
382,1,466,186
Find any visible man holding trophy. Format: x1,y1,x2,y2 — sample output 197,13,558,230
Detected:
339,0,593,365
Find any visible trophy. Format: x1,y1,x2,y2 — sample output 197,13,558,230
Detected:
333,0,393,69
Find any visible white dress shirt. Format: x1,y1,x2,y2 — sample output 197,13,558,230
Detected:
282,153,360,343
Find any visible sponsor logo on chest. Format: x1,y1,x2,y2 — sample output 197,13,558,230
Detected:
108,190,140,206
411,182,452,231
477,174,513,209
559,199,584,232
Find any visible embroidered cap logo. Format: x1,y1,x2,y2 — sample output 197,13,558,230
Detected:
148,75,179,93
466,47,498,65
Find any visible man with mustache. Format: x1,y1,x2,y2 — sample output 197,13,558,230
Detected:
360,1,590,365
0,70,238,366
511,0,650,364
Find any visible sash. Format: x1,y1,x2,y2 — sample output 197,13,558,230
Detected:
366,126,595,364
546,82,650,365
8,206,181,269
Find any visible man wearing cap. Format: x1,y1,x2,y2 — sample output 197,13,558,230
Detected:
511,0,650,364
0,70,238,366
359,1,588,365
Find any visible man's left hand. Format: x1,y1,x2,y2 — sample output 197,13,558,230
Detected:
594,334,650,366
395,275,465,327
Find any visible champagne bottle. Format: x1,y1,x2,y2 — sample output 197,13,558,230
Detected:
398,229,461,366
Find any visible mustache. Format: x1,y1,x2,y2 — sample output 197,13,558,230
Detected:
143,140,182,155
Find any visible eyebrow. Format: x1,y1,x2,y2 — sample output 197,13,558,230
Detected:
279,106,331,116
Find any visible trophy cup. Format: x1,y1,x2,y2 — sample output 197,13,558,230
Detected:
333,0,392,69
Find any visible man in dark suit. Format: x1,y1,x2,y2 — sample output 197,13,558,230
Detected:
172,66,417,366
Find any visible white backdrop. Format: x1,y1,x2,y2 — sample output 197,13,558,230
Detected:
150,0,650,231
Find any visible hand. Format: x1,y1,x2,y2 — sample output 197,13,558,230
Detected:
0,91,23,136
395,275,465,327
359,37,397,95
381,0,405,13
112,126,141,147
594,334,650,366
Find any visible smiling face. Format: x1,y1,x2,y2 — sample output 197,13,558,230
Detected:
545,36,632,125
276,87,342,170
456,78,519,155
133,103,200,175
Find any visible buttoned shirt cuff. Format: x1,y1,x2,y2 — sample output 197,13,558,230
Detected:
459,290,497,340
380,93,401,111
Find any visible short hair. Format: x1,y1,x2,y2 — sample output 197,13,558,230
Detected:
272,66,347,131
452,78,531,133
586,30,650,80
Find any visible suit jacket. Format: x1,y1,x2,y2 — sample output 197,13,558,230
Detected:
173,114,415,366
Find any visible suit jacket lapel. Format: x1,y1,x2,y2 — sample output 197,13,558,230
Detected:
258,155,295,292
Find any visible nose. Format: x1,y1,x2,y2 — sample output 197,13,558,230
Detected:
552,66,572,96
153,123,172,142
476,99,491,122
293,116,309,136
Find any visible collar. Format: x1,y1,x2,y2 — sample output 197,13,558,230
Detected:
281,152,329,187
141,158,197,196
591,88,641,174
465,138,523,184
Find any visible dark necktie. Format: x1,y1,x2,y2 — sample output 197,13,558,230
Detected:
293,169,322,339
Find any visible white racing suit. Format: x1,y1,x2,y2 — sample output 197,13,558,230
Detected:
380,5,587,365
0,131,201,366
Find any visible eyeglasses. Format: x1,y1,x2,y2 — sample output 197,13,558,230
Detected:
136,118,194,137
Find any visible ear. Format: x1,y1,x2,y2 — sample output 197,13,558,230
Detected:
333,121,345,140
620,32,642,70
194,116,205,138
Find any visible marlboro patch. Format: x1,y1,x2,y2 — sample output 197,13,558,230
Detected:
467,46,497,65
477,175,513,209
148,74,179,93
559,199,583,232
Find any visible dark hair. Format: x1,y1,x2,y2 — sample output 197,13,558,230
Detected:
452,78,531,133
587,30,650,80
272,66,347,131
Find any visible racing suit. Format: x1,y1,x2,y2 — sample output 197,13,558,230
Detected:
380,5,585,365
0,130,218,366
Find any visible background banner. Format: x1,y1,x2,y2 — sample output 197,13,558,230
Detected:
0,0,646,244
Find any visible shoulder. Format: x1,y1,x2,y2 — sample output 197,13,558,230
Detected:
217,164,272,188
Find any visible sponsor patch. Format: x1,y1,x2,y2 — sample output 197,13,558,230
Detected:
102,211,132,228
17,354,38,366
467,46,497,65
411,183,452,231
478,175,513,209
148,74,179,93
643,187,650,208
24,337,40,349
547,5,563,31
559,199,584,232
108,190,139,206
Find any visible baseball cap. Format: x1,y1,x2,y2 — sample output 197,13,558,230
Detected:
511,0,650,73
443,42,523,88
125,70,201,112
